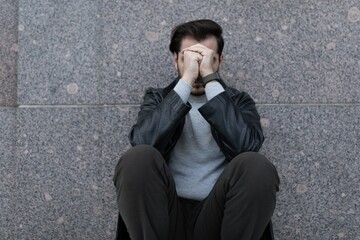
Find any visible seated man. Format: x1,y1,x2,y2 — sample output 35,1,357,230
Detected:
113,19,280,240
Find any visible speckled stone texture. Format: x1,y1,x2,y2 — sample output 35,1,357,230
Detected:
17,0,360,105
259,106,360,239
1,0,360,239
13,107,137,239
0,0,18,106
0,110,17,240
17,0,99,104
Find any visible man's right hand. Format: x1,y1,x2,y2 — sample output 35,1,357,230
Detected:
181,50,203,86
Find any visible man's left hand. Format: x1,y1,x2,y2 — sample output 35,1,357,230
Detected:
181,44,216,77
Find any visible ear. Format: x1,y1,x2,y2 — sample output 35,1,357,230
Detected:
173,53,178,70
217,54,224,71
219,54,224,65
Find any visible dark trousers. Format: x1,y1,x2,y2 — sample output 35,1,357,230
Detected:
113,145,280,240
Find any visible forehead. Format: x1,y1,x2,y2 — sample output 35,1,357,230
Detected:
180,36,218,53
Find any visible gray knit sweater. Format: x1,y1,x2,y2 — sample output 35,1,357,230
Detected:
169,79,227,200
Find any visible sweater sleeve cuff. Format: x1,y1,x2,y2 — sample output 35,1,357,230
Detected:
174,79,192,103
205,81,225,100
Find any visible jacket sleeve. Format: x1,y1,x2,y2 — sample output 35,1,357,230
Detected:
129,88,191,156
198,89,264,160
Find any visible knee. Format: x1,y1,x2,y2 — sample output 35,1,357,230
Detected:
121,144,161,164
230,152,280,189
113,145,164,186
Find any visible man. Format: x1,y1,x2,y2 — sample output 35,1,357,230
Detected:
113,19,280,240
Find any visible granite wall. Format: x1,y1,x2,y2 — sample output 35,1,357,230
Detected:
1,0,359,239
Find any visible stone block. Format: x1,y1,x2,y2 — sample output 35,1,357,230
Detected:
258,105,360,239
0,0,18,106
17,0,360,105
9,103,360,239
17,1,99,104
14,107,109,239
0,109,16,239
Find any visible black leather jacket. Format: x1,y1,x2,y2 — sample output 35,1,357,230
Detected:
116,78,274,240
129,77,264,161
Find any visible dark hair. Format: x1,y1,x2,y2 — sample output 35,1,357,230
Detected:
169,19,224,55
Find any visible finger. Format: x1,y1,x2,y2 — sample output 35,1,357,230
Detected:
183,43,209,51
181,46,205,54
182,47,204,55
182,44,211,55
182,48,204,55
183,50,203,59
182,49,202,54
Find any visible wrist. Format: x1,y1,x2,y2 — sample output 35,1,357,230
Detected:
204,80,218,86
201,71,215,77
181,76,194,85
201,71,221,86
